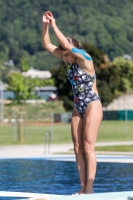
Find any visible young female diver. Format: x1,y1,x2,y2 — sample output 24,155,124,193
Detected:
42,11,103,194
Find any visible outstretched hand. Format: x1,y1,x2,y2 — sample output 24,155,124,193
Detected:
42,11,55,27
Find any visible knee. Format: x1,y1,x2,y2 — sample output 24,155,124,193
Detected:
74,142,84,156
83,141,95,157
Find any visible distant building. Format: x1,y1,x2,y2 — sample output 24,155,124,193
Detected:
123,54,132,60
1,84,57,101
22,68,52,79
34,86,57,100
103,94,133,111
4,59,14,66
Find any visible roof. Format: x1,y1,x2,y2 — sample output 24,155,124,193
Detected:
34,86,57,91
22,68,52,79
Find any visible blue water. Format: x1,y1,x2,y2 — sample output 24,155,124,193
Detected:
0,159,133,199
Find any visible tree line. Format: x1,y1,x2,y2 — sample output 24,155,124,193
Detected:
1,0,133,74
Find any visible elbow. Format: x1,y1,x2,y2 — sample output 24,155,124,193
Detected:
42,39,46,49
42,42,51,52
42,41,47,50
41,38,45,48
42,42,45,49
42,38,51,51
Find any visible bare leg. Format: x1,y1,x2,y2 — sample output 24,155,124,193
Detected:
71,107,86,194
83,101,103,194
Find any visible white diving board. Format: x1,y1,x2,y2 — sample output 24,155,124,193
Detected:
0,191,133,200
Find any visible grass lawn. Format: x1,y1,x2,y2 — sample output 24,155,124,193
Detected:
68,145,133,153
95,145,133,152
97,120,133,141
0,120,133,147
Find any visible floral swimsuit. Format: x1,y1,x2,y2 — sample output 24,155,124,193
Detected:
67,62,101,118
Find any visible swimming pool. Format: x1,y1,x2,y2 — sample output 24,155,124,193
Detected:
0,157,133,200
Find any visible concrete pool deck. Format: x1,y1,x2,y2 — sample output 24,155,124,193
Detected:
0,141,133,162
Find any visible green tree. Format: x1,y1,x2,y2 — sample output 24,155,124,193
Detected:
7,71,54,104
20,57,30,72
6,57,54,104
82,43,105,68
6,71,40,143
51,62,73,111
97,57,133,107
96,63,121,106
112,57,133,92
7,71,38,104
6,58,54,142
0,63,6,81
1,0,133,70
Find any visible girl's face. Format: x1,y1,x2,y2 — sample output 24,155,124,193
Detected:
59,50,75,64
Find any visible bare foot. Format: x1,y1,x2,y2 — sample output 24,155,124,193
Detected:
83,189,94,194
72,189,84,195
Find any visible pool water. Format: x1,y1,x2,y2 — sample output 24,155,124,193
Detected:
0,159,133,199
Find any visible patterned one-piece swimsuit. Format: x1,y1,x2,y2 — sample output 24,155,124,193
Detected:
67,63,101,118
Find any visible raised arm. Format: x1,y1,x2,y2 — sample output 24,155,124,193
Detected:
42,12,62,59
45,11,73,52
45,11,92,63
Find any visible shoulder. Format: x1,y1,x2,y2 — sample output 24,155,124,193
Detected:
71,48,92,61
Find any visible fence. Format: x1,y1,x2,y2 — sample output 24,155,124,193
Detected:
54,111,133,122
103,110,133,120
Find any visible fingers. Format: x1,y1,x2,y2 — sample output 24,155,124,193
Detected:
42,15,50,24
42,11,51,24
45,11,54,20
46,11,53,17
42,11,54,25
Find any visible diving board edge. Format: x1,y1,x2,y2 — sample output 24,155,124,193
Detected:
0,191,133,200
